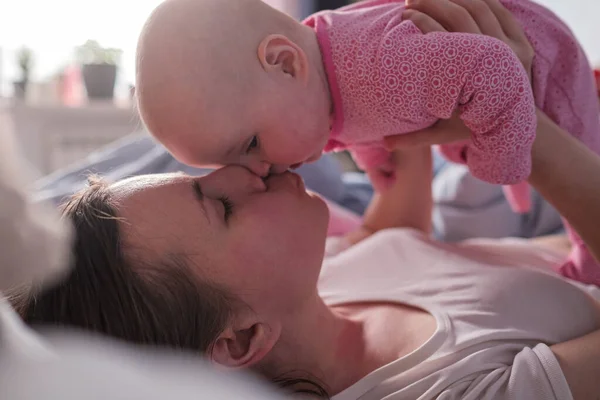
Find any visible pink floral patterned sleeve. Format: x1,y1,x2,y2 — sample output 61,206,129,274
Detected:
362,30,536,185
315,9,536,186
427,32,537,186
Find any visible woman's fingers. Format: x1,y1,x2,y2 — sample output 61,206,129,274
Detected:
481,0,534,77
406,0,534,79
402,9,447,33
481,0,527,42
448,0,507,40
405,0,481,34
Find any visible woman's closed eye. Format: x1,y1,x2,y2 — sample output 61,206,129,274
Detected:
192,180,234,224
219,196,234,222
246,136,259,154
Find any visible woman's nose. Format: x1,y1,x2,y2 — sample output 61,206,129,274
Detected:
270,164,290,174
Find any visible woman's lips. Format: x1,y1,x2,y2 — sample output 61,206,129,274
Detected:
265,172,305,191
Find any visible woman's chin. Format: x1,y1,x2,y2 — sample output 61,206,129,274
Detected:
305,190,330,223
307,190,327,207
306,189,319,198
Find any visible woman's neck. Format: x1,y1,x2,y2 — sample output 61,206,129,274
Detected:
259,292,381,395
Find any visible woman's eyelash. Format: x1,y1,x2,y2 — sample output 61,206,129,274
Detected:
219,196,234,221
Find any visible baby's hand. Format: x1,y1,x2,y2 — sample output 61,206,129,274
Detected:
365,159,397,192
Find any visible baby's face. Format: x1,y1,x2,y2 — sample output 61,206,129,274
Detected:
157,85,332,177
222,95,332,175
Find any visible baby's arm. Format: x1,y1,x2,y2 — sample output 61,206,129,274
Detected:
348,146,396,192
364,147,433,233
409,31,536,184
346,28,536,188
344,147,433,246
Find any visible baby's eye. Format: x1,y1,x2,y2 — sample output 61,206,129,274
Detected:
246,136,259,154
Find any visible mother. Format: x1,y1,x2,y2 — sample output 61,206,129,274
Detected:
13,1,600,399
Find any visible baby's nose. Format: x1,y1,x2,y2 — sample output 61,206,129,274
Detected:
247,161,272,178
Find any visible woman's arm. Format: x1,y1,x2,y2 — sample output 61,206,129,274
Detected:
551,328,600,399
536,116,600,396
532,115,600,397
528,110,600,261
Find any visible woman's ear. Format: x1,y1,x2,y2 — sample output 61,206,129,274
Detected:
257,34,309,83
210,316,282,369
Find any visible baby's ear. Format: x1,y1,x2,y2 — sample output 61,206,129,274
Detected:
257,34,309,82
210,315,282,369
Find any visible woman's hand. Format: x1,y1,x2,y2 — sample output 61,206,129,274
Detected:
405,0,534,79
385,0,534,150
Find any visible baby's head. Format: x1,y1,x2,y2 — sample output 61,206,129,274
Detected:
136,0,332,176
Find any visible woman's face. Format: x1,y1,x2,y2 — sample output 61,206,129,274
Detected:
110,166,329,316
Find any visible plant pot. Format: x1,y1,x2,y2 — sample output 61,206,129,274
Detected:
13,80,28,100
82,63,117,100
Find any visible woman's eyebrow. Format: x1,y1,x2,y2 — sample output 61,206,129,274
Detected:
191,181,210,224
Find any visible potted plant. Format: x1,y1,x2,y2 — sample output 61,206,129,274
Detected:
75,40,122,100
14,46,33,99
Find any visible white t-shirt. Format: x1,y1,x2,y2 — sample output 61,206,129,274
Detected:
320,229,600,400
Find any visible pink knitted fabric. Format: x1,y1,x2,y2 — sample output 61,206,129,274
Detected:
304,0,600,285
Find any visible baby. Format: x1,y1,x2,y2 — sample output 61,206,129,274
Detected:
136,0,600,284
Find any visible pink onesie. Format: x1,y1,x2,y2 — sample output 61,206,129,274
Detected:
304,0,600,286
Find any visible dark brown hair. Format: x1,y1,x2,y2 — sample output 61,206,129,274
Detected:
10,177,329,398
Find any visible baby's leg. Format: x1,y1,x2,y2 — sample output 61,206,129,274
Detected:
560,234,600,286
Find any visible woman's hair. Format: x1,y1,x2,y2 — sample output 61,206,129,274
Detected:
9,177,329,399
